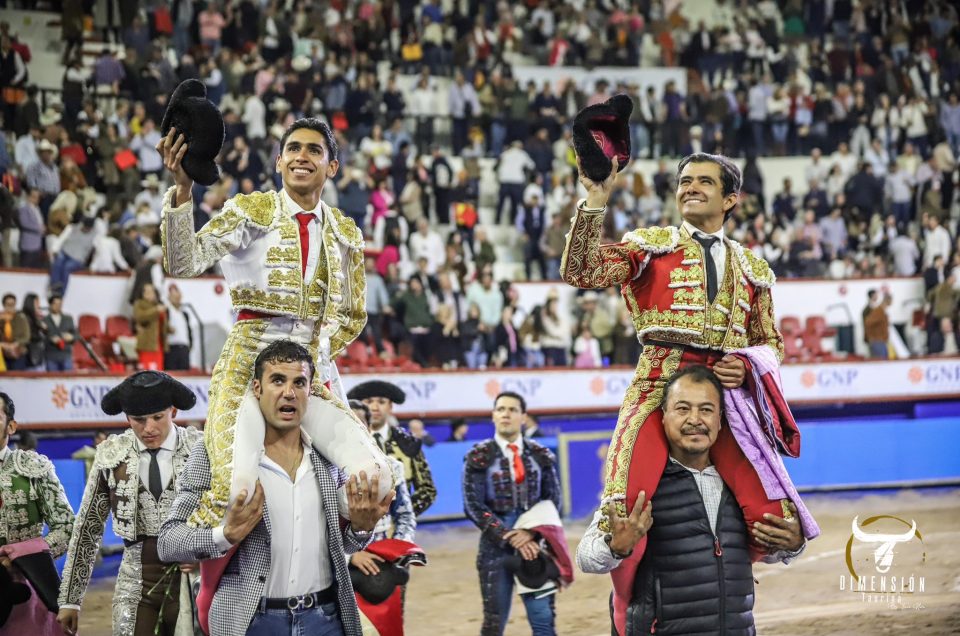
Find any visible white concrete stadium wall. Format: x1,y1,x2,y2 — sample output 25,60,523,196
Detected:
0,269,925,358
2,10,65,90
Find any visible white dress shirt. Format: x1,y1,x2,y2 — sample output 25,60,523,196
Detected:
682,221,727,287
213,433,332,598
259,440,332,597
370,422,392,450
89,235,130,273
166,303,192,347
282,188,326,284
134,425,177,492
408,229,445,275
494,433,524,482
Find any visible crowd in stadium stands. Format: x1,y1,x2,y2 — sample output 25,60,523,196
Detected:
1,0,960,371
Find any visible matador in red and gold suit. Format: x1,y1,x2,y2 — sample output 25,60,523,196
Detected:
561,153,793,634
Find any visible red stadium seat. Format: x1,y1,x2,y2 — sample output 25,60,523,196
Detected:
779,316,801,336
105,315,133,340
77,314,103,340
804,315,837,339
345,341,371,367
782,333,806,361
802,314,836,361
72,341,98,370
778,316,806,362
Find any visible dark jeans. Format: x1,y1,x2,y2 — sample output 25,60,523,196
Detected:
416,117,434,150
524,240,547,281
164,344,191,371
452,117,469,154
868,341,889,358
496,183,525,224
363,313,385,353
478,510,556,636
19,249,45,269
50,252,85,293
3,354,27,370
542,347,568,366
410,330,431,366
891,201,912,228
46,357,73,371
434,188,452,224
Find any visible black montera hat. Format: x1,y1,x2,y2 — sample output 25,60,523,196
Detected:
346,381,406,405
101,371,197,416
160,79,225,186
349,561,410,605
504,551,561,589
572,94,633,183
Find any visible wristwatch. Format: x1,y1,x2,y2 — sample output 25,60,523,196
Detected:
577,198,607,213
351,525,373,539
604,533,633,560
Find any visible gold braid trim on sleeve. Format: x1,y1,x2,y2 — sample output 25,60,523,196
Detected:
161,186,250,278
329,245,367,360
409,450,437,516
559,209,645,289
749,286,785,363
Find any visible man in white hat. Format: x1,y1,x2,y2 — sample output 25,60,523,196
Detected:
39,106,62,128
24,138,61,216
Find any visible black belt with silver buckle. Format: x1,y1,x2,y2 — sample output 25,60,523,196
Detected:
263,587,336,610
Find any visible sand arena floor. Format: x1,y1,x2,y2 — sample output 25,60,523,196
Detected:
73,489,960,635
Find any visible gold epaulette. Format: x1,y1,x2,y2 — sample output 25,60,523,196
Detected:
228,191,278,229
621,226,681,254
327,206,364,250
730,240,776,288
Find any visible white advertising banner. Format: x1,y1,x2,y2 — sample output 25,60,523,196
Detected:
4,358,959,426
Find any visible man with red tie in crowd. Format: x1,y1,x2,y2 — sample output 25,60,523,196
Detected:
462,391,573,636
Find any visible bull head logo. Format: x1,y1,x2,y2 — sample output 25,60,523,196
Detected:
851,516,917,573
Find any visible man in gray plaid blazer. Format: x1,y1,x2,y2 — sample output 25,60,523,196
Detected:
158,340,393,636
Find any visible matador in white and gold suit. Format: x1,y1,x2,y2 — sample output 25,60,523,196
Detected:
161,183,375,521
160,119,389,531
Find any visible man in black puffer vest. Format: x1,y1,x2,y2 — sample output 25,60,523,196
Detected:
577,366,805,635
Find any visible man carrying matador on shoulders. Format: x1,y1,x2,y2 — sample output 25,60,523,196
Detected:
561,95,820,635
155,80,391,627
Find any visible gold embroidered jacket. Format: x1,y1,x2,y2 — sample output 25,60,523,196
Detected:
0,449,74,556
160,187,367,359
58,426,203,607
560,210,784,359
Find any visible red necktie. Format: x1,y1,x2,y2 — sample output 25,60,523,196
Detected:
295,212,313,277
507,443,525,484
